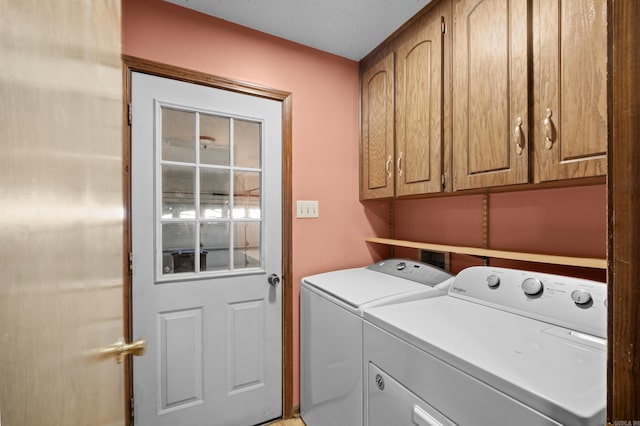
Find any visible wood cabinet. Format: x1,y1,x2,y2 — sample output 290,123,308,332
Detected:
451,0,529,191
361,3,448,199
395,12,446,196
533,0,607,182
362,0,607,196
361,52,395,199
451,0,607,191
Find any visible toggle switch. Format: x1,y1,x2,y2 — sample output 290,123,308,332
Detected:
296,200,319,218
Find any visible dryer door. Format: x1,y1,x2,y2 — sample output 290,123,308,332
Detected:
366,363,456,426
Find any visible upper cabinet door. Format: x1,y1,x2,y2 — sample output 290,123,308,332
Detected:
361,52,395,200
395,12,445,197
452,0,529,191
534,0,607,182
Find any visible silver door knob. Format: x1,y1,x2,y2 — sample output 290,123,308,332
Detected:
268,273,281,287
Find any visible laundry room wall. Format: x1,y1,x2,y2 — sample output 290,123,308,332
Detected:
122,0,608,409
392,184,607,282
122,0,389,407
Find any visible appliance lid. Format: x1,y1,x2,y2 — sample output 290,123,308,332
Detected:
364,296,606,425
302,266,447,310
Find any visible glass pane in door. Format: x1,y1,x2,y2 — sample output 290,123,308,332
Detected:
162,108,195,163
234,119,261,168
233,171,261,219
200,168,230,219
201,222,230,271
162,222,196,274
162,165,195,218
234,222,261,269
200,114,230,166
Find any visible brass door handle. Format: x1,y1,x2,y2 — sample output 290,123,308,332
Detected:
100,337,146,364
385,154,392,178
543,108,555,149
514,117,524,155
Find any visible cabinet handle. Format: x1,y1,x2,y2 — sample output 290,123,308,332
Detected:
397,152,403,176
543,108,555,149
385,154,392,178
514,116,524,155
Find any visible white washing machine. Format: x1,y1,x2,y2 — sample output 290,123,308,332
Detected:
363,266,607,426
300,259,454,426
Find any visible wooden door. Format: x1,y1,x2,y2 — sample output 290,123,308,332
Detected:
131,72,283,426
533,0,608,182
0,1,125,425
361,52,395,200
395,10,445,196
452,0,529,190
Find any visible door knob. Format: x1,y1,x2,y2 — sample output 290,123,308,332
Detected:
100,337,146,364
268,273,281,287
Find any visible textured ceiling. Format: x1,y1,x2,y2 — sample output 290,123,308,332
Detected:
165,0,433,61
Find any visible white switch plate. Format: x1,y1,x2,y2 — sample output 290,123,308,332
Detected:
296,200,319,218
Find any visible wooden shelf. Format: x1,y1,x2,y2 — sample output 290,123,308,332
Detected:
366,237,607,270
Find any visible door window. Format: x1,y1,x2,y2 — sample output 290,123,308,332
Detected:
158,104,263,279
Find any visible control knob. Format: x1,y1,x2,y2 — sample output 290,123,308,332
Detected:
571,289,593,306
486,274,500,289
522,277,543,297
396,262,406,271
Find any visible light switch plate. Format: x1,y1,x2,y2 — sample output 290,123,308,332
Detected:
296,200,319,218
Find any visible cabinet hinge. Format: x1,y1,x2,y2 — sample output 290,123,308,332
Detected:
128,102,132,126
128,252,133,275
130,397,135,420
441,174,446,189
441,18,446,34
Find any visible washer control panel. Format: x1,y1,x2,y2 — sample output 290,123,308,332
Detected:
367,259,452,286
450,266,607,338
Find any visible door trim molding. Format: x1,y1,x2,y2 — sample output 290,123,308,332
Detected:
121,55,294,423
608,1,640,420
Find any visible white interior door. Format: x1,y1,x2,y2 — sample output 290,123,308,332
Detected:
131,72,282,426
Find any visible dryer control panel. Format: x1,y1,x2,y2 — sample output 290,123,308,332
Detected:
449,266,607,339
367,259,452,286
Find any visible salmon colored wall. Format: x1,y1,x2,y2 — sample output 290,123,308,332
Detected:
122,0,607,410
394,185,607,282
122,0,389,408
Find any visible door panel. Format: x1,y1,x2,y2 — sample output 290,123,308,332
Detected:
453,0,529,190
0,1,125,425
131,72,282,426
361,52,395,199
395,10,444,196
403,40,433,183
228,300,266,391
159,308,204,412
534,0,607,181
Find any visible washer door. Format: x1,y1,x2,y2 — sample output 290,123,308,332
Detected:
367,363,456,426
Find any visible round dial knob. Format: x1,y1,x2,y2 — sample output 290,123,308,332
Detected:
522,277,543,296
396,262,407,271
571,289,592,306
486,274,500,288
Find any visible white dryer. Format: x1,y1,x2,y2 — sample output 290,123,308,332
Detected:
300,259,454,426
363,266,607,426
